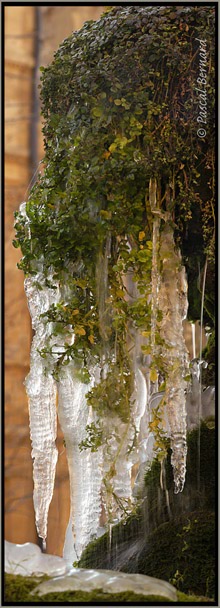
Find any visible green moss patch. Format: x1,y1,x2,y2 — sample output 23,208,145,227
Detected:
136,511,215,599
4,574,214,604
78,425,215,599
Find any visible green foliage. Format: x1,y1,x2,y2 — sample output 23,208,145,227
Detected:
78,420,103,452
202,331,215,385
86,358,133,424
12,6,215,488
13,3,215,319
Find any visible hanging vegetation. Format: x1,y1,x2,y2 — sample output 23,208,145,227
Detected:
13,5,215,527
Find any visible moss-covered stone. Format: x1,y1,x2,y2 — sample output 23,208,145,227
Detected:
4,574,47,603
4,573,215,604
78,424,215,599
143,423,216,519
135,511,215,599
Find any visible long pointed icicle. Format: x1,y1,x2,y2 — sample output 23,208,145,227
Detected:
58,364,103,561
158,224,189,493
24,274,59,542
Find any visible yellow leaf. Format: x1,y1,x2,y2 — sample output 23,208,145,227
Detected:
141,345,151,354
149,419,159,431
88,334,95,344
116,289,124,298
71,309,79,316
75,326,86,336
100,209,112,219
150,369,158,383
139,231,145,241
109,142,117,153
75,279,87,289
141,330,150,337
103,150,111,159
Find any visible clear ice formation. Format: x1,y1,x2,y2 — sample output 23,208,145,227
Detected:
58,364,103,562
21,184,205,557
24,272,60,542
5,540,69,577
34,568,177,601
4,541,177,602
25,266,104,558
157,224,189,493
148,179,189,494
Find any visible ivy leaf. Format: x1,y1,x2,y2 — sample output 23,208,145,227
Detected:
88,334,95,344
92,106,103,117
141,345,151,354
150,369,158,383
108,142,117,153
75,326,86,336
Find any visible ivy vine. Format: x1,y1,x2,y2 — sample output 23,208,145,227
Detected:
13,6,215,458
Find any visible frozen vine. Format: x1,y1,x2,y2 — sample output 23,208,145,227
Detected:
13,4,214,559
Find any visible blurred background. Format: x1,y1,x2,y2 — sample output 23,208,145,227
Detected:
4,4,204,559
5,5,105,557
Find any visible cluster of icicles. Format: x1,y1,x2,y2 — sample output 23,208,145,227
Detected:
20,181,190,563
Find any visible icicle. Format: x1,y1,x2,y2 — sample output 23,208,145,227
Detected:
42,540,47,553
191,322,196,359
149,177,160,376
58,363,103,562
157,224,189,493
24,273,59,541
109,522,113,551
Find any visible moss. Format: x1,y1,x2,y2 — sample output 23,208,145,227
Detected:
144,424,215,513
177,591,215,604
136,511,215,599
78,507,143,570
4,574,215,604
202,330,215,385
186,424,215,509
35,590,173,603
4,574,48,603
78,425,215,598
3,574,172,603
